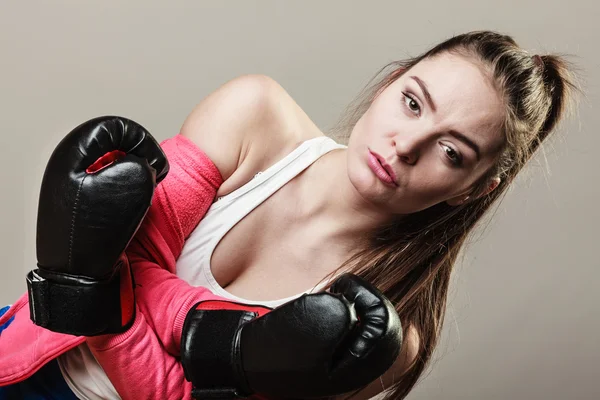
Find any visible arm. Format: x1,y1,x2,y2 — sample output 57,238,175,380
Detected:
86,75,297,399
126,74,296,352
84,133,238,399
87,73,291,347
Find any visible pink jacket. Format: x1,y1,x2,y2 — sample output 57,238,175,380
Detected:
0,134,249,399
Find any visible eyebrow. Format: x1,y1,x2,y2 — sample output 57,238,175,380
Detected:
449,130,481,161
410,76,436,112
411,75,481,161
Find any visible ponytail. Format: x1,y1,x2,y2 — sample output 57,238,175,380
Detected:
534,55,578,148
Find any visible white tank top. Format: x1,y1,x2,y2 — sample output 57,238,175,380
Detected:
58,135,347,399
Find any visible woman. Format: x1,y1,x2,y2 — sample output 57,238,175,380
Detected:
0,30,577,400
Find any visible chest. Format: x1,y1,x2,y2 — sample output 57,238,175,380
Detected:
209,186,339,301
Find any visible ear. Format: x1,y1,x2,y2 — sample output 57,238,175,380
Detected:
446,177,501,206
479,176,501,198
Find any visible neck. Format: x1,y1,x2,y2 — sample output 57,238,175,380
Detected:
295,148,393,244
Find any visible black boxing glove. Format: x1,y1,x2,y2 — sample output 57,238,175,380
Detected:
26,116,169,336
181,273,402,399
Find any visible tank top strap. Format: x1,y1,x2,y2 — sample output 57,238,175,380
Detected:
212,136,345,208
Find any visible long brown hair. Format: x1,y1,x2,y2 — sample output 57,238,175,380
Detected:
325,31,579,399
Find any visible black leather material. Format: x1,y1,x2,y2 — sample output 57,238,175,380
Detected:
181,274,403,399
182,307,259,399
27,116,169,336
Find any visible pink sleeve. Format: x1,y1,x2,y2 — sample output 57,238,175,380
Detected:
135,133,224,270
87,134,235,399
89,304,194,400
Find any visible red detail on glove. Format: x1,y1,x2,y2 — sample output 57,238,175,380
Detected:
86,150,127,174
118,256,135,326
194,301,271,318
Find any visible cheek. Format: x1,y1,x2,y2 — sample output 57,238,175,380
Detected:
351,115,375,146
404,165,463,204
357,104,397,140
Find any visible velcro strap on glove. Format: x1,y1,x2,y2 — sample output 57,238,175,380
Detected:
26,264,135,336
181,301,270,399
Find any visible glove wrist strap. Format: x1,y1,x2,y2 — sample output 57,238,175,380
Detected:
181,304,258,399
26,261,135,336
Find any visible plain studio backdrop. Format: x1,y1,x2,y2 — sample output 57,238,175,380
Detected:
1,1,598,399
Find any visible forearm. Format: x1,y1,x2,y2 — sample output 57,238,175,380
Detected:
88,306,193,400
127,255,224,355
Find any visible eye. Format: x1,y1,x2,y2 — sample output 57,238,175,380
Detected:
402,92,421,116
441,143,463,166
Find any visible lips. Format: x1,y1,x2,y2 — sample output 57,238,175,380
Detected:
368,151,397,186
377,154,398,184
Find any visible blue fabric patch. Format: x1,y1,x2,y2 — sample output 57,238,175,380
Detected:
0,306,77,399
0,305,15,334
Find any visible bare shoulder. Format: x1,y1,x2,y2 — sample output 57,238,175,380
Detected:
336,325,420,400
179,74,323,184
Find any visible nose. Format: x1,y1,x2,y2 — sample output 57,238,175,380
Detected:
393,134,422,165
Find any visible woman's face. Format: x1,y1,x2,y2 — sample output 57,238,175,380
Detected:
347,52,505,215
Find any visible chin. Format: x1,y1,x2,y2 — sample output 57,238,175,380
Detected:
348,162,393,206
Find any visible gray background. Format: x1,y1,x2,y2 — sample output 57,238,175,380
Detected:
1,1,598,399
